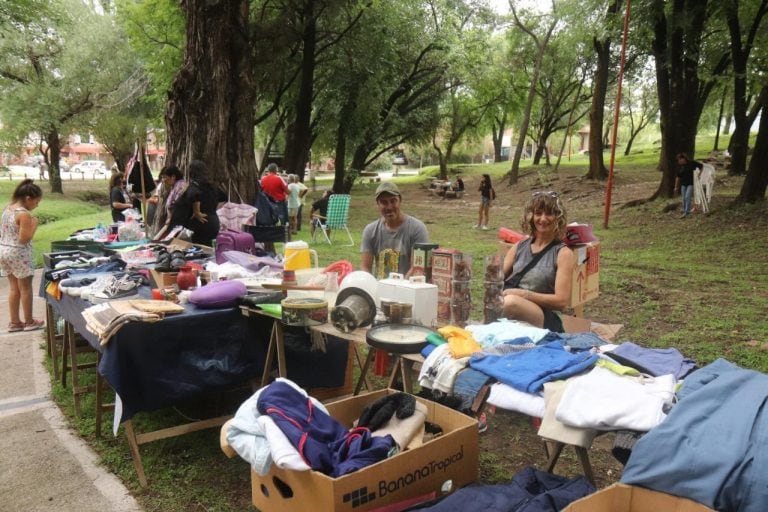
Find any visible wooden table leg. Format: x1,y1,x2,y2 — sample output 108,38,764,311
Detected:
354,349,376,395
387,355,418,394
400,357,415,393
544,441,565,473
260,322,278,387
260,319,287,386
45,303,61,381
387,356,402,390
123,420,148,487
575,446,595,485
60,321,71,388
274,320,287,379
123,414,231,487
352,343,371,391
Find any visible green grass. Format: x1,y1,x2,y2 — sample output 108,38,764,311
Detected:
36,151,768,510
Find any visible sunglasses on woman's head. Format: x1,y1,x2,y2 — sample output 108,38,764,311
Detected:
533,191,558,198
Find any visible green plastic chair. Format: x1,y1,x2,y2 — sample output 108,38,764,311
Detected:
313,194,354,246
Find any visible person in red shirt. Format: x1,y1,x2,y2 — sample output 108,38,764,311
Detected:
260,163,288,225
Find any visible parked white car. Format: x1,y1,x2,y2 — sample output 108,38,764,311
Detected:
71,160,107,174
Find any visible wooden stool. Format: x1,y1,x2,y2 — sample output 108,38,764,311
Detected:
60,322,98,417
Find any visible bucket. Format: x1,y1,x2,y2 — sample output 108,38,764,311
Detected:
283,241,318,271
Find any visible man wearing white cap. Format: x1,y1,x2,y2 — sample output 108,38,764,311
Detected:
361,182,429,278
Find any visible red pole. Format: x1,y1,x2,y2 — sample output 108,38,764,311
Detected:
603,0,632,229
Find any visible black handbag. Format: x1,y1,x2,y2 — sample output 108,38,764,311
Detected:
504,239,561,289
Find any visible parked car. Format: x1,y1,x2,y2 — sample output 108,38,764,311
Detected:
71,160,107,174
392,152,407,165
25,155,44,167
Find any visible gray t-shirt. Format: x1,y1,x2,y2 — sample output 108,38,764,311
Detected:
361,215,429,278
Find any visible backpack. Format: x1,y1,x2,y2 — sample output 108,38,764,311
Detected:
215,228,256,263
254,191,280,226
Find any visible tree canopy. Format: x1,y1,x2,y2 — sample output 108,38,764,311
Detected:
1,0,766,203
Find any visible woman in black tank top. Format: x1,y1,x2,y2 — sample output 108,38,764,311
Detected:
500,192,575,332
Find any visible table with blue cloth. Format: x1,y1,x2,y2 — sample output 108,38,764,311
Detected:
43,280,351,486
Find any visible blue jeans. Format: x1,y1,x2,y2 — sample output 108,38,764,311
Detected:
681,184,693,215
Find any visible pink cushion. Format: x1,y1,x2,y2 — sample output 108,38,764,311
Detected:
188,280,247,309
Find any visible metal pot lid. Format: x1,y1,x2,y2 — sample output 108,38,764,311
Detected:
281,298,328,309
366,323,436,354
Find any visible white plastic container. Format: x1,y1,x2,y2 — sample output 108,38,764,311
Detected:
377,273,438,328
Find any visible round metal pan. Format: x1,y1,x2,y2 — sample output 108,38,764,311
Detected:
366,323,436,354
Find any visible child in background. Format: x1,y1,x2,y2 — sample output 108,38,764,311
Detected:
475,174,496,230
0,179,44,332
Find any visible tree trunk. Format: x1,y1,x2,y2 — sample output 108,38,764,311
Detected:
713,85,727,151
624,131,639,156
164,0,257,200
335,124,349,193
533,142,546,164
737,89,768,203
438,144,453,178
283,0,316,180
651,0,708,199
335,80,361,194
509,18,556,185
44,127,63,194
724,0,768,176
492,113,507,162
586,2,616,181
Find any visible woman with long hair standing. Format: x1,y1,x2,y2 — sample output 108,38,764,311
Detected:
475,174,496,230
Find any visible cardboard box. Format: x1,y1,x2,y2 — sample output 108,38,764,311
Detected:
250,390,478,512
437,299,451,325
569,241,600,308
431,273,452,299
149,269,179,288
563,483,714,512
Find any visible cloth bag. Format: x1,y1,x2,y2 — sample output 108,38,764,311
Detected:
217,183,257,231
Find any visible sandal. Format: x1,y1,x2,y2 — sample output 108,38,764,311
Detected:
23,319,44,331
8,322,24,333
